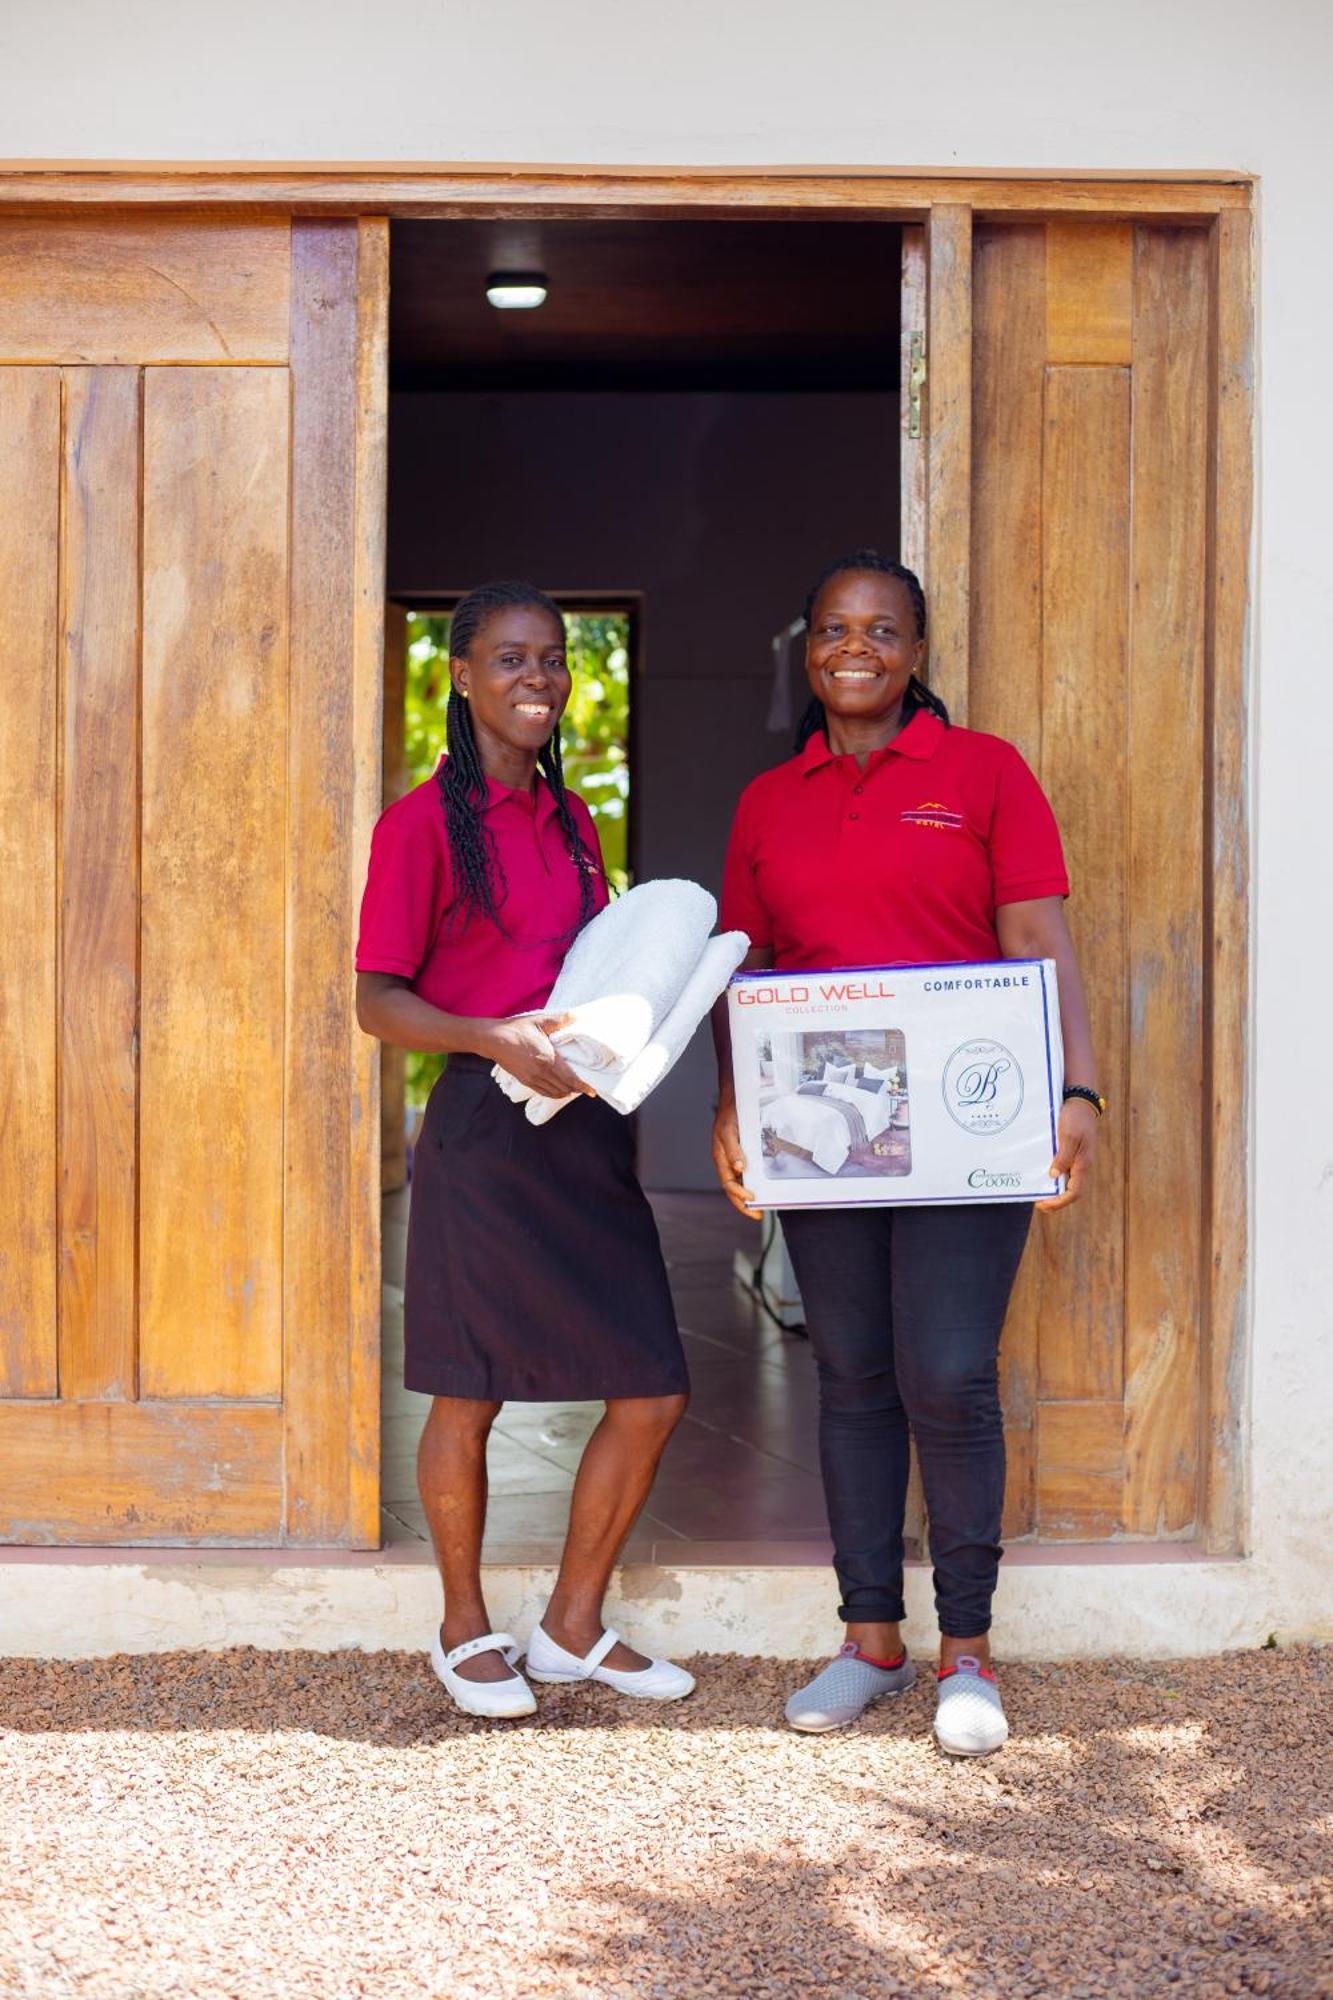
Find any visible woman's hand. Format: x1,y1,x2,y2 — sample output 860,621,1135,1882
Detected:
1036,1097,1099,1212
478,1014,594,1100
712,1101,761,1220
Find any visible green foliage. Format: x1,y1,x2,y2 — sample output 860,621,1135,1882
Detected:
402,608,632,1107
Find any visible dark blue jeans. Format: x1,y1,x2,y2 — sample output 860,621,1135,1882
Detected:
781,1202,1032,1637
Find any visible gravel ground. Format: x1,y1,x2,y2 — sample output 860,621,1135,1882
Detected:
2,1646,1330,2000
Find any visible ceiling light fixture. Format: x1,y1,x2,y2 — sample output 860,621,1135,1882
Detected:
486,271,548,310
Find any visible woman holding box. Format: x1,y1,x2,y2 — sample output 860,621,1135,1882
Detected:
713,550,1101,1756
357,580,693,1720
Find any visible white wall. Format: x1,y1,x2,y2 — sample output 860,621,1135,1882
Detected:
3,0,1331,1644
388,388,898,1186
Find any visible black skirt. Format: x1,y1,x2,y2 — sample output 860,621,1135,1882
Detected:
403,1054,689,1401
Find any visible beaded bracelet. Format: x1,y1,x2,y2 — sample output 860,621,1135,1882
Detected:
1062,1084,1107,1117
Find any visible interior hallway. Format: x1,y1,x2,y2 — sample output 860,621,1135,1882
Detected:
381,1184,833,1565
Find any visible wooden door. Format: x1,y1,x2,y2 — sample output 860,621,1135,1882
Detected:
0,216,387,1545
916,207,1250,1548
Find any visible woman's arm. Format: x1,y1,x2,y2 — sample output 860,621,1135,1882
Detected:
355,971,591,1099
995,897,1100,1212
709,944,769,1218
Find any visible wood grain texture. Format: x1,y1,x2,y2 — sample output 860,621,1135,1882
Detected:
379,599,407,1198
0,218,290,364
284,219,363,1544
1122,229,1210,1535
1046,222,1134,365
0,369,59,1398
1036,1401,1125,1538
969,225,1046,767
0,168,1251,220
898,225,926,579
1202,209,1254,1555
0,1400,282,1542
138,367,289,1400
925,205,972,722
968,223,1048,1537
1037,367,1130,1405
58,368,141,1401
348,217,390,1549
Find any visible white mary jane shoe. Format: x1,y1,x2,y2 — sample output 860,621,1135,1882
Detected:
525,1621,696,1701
429,1629,537,1719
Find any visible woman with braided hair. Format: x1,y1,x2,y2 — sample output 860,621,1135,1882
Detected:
357,581,692,1719
713,551,1101,1756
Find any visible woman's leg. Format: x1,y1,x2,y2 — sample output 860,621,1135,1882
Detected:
780,1209,910,1663
542,1392,689,1671
889,1204,1032,1667
417,1393,512,1683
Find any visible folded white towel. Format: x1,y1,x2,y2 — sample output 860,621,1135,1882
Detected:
596,929,752,1115
491,879,749,1124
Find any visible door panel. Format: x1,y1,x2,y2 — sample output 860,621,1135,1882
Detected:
139,366,290,1401
60,367,141,1401
0,217,291,364
0,1401,283,1543
967,225,1048,1536
1036,363,1131,1414
955,215,1220,1541
0,369,59,1399
1122,228,1210,1535
0,218,386,1545
283,219,387,1546
1045,221,1133,366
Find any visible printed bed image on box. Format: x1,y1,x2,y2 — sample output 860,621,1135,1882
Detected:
728,960,1064,1208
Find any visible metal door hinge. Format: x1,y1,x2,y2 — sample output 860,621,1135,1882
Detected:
906,331,926,439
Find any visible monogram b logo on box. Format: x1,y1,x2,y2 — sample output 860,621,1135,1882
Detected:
943,1039,1024,1134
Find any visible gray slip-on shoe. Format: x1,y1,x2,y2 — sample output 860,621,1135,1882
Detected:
784,1641,917,1733
933,1654,1008,1756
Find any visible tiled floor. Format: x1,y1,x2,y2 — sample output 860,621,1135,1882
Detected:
380,1182,834,1566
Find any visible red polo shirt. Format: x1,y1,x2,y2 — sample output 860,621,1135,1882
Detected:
721,713,1068,970
356,762,608,1018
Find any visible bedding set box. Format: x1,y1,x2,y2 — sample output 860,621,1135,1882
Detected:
727,959,1065,1208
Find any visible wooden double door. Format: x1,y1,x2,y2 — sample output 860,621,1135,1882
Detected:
0,217,386,1544
0,192,1248,1549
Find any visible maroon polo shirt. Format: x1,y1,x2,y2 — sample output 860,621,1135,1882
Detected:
720,713,1069,970
356,762,608,1018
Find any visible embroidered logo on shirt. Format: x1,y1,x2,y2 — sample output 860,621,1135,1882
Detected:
901,799,964,831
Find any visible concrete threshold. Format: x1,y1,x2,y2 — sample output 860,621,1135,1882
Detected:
0,1543,1259,1661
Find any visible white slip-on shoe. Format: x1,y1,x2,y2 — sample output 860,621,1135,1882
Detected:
429,1629,537,1719
933,1655,1009,1756
525,1622,696,1701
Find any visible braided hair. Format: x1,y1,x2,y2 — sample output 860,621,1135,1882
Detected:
794,549,949,754
439,579,599,937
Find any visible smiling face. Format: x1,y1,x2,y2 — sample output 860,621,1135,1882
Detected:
804,570,925,728
450,603,571,760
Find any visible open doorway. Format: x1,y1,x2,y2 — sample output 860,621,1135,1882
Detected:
387,216,902,1187
378,214,902,1560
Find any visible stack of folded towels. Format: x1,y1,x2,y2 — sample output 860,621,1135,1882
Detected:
492,880,750,1125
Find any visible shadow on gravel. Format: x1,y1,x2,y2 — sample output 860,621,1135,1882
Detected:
0,1649,895,1742
556,1836,1326,1999
553,1688,1332,2000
